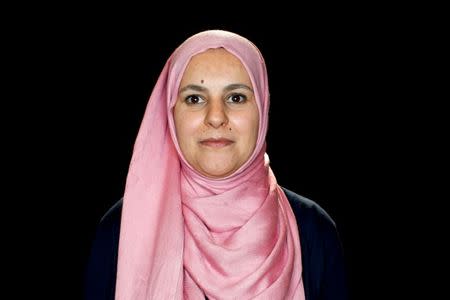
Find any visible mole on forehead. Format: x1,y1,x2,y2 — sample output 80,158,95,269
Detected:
201,79,204,84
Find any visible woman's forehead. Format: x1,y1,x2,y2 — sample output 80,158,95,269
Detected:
180,49,252,87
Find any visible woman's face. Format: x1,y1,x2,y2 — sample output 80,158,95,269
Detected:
174,48,259,178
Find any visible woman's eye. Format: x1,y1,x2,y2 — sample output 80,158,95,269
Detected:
227,94,247,103
185,95,204,104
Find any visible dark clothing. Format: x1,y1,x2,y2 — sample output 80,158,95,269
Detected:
84,187,348,300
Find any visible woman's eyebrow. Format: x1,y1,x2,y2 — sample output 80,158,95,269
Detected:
224,84,253,93
179,84,207,93
179,83,253,93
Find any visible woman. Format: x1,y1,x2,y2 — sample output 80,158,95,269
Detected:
84,30,348,300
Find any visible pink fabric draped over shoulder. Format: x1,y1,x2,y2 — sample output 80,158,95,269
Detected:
116,30,305,300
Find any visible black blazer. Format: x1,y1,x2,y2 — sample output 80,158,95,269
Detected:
84,187,348,300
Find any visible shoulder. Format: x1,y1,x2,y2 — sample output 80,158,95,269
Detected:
92,198,123,243
84,198,123,300
99,198,123,227
282,186,337,233
282,187,348,300
281,186,344,260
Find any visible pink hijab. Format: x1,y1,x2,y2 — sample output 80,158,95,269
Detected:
116,30,305,299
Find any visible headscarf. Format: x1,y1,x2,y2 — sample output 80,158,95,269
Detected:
116,30,305,299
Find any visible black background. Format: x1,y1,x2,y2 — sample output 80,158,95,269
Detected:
7,4,436,299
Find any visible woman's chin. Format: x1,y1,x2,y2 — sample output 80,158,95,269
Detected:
197,163,238,179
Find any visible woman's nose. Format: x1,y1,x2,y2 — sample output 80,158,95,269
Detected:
205,100,228,128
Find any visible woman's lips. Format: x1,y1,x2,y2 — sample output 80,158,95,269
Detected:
200,138,234,148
